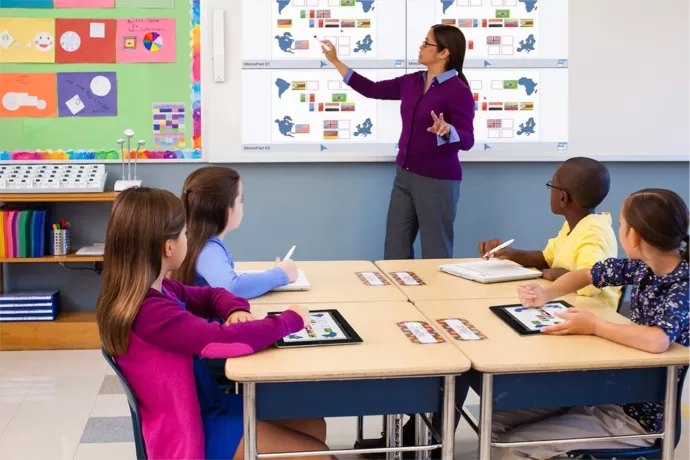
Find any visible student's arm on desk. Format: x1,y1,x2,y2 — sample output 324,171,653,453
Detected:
478,239,549,269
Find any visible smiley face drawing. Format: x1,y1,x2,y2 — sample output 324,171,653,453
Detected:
33,32,54,52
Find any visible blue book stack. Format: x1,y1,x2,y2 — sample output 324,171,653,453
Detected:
0,291,60,322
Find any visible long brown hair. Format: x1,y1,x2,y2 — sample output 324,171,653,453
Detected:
171,166,241,285
623,188,689,261
431,24,470,87
97,187,186,356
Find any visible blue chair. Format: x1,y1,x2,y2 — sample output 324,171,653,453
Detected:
617,285,631,314
568,366,688,460
101,348,148,460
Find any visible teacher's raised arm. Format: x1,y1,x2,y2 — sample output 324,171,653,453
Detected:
322,25,475,269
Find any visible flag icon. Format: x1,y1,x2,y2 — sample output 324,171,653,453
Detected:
487,36,501,45
295,124,310,134
473,93,479,102
482,102,488,111
443,19,457,26
318,103,324,112
489,19,503,27
482,19,488,27
309,103,315,112
309,10,315,18
457,19,473,28
489,102,503,111
468,40,474,50
292,81,306,90
473,19,480,27
324,130,338,139
357,19,371,27
324,120,339,129
504,80,518,89
277,19,292,27
520,19,534,27
342,19,356,28
309,19,315,28
332,93,347,102
342,102,356,111
341,0,355,5
317,10,331,18
520,102,534,110
300,10,306,18
487,119,502,128
318,19,324,27
505,19,518,27
504,102,518,111
310,93,315,102
295,40,309,50
325,102,340,112
300,94,306,103
325,19,340,28
496,9,510,18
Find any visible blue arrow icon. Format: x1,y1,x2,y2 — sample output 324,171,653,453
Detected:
321,61,328,68
320,145,327,151
484,143,492,150
484,60,491,67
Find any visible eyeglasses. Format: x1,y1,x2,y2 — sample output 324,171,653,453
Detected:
546,181,568,194
421,40,441,49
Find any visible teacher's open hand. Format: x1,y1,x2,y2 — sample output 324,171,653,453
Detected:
427,111,451,137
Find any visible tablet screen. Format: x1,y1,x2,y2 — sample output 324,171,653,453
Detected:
283,311,348,343
503,302,568,331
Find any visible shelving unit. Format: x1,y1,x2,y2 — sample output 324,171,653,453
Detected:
0,192,117,351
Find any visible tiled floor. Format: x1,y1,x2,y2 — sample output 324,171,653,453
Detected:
0,350,687,459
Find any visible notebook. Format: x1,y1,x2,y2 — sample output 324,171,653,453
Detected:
439,260,542,284
237,269,311,291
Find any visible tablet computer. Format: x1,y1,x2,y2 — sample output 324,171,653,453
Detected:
270,309,363,348
490,300,573,336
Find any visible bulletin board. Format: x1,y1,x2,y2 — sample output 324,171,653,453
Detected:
0,0,201,162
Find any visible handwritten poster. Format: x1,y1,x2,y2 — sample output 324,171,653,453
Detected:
0,18,56,63
115,18,176,63
57,72,118,117
0,73,57,118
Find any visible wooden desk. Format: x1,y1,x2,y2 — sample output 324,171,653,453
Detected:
235,261,407,304
416,297,689,459
226,302,470,459
375,258,550,303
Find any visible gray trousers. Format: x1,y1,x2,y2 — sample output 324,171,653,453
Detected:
384,167,461,260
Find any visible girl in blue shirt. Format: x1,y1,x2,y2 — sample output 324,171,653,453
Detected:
173,166,298,299
501,188,689,459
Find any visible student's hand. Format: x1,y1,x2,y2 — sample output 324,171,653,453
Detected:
287,305,311,327
225,311,255,325
517,283,550,307
540,308,599,336
427,111,451,137
321,40,339,64
275,257,299,283
478,238,515,260
542,267,569,282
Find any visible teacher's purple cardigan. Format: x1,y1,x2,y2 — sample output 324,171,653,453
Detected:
346,70,475,181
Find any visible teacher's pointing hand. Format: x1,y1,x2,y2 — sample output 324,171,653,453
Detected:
427,111,451,137
320,40,339,64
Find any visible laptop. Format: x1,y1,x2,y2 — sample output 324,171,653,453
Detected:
438,260,542,284
237,269,311,291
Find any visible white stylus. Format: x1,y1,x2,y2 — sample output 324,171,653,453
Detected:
484,239,515,258
284,245,296,261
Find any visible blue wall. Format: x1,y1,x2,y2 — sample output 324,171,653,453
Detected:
7,162,689,311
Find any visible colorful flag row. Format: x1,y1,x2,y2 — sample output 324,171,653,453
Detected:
308,102,356,112
474,101,534,111
441,18,534,28
307,18,370,28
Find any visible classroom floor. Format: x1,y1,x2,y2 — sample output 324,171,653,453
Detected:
0,350,687,460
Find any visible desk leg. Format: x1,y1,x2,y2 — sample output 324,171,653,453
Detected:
356,416,364,443
442,376,456,459
243,382,258,460
479,373,493,460
415,414,429,460
385,414,403,460
663,365,678,460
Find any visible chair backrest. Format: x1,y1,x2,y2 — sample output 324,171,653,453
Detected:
617,285,630,314
101,348,148,460
672,365,688,447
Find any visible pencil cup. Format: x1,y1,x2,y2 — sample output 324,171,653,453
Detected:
51,229,71,256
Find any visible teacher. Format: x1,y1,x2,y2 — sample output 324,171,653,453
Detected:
322,25,475,260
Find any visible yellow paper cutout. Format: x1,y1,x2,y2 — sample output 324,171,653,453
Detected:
0,18,56,64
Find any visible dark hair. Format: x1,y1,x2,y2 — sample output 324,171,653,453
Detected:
623,188,689,261
171,166,241,285
431,24,469,87
557,157,610,209
98,187,185,355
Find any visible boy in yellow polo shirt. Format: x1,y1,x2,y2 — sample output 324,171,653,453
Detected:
478,157,621,309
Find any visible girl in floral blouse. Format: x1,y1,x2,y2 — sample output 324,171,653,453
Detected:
494,188,689,459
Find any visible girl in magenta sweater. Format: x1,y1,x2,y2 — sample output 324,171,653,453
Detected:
97,187,329,459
